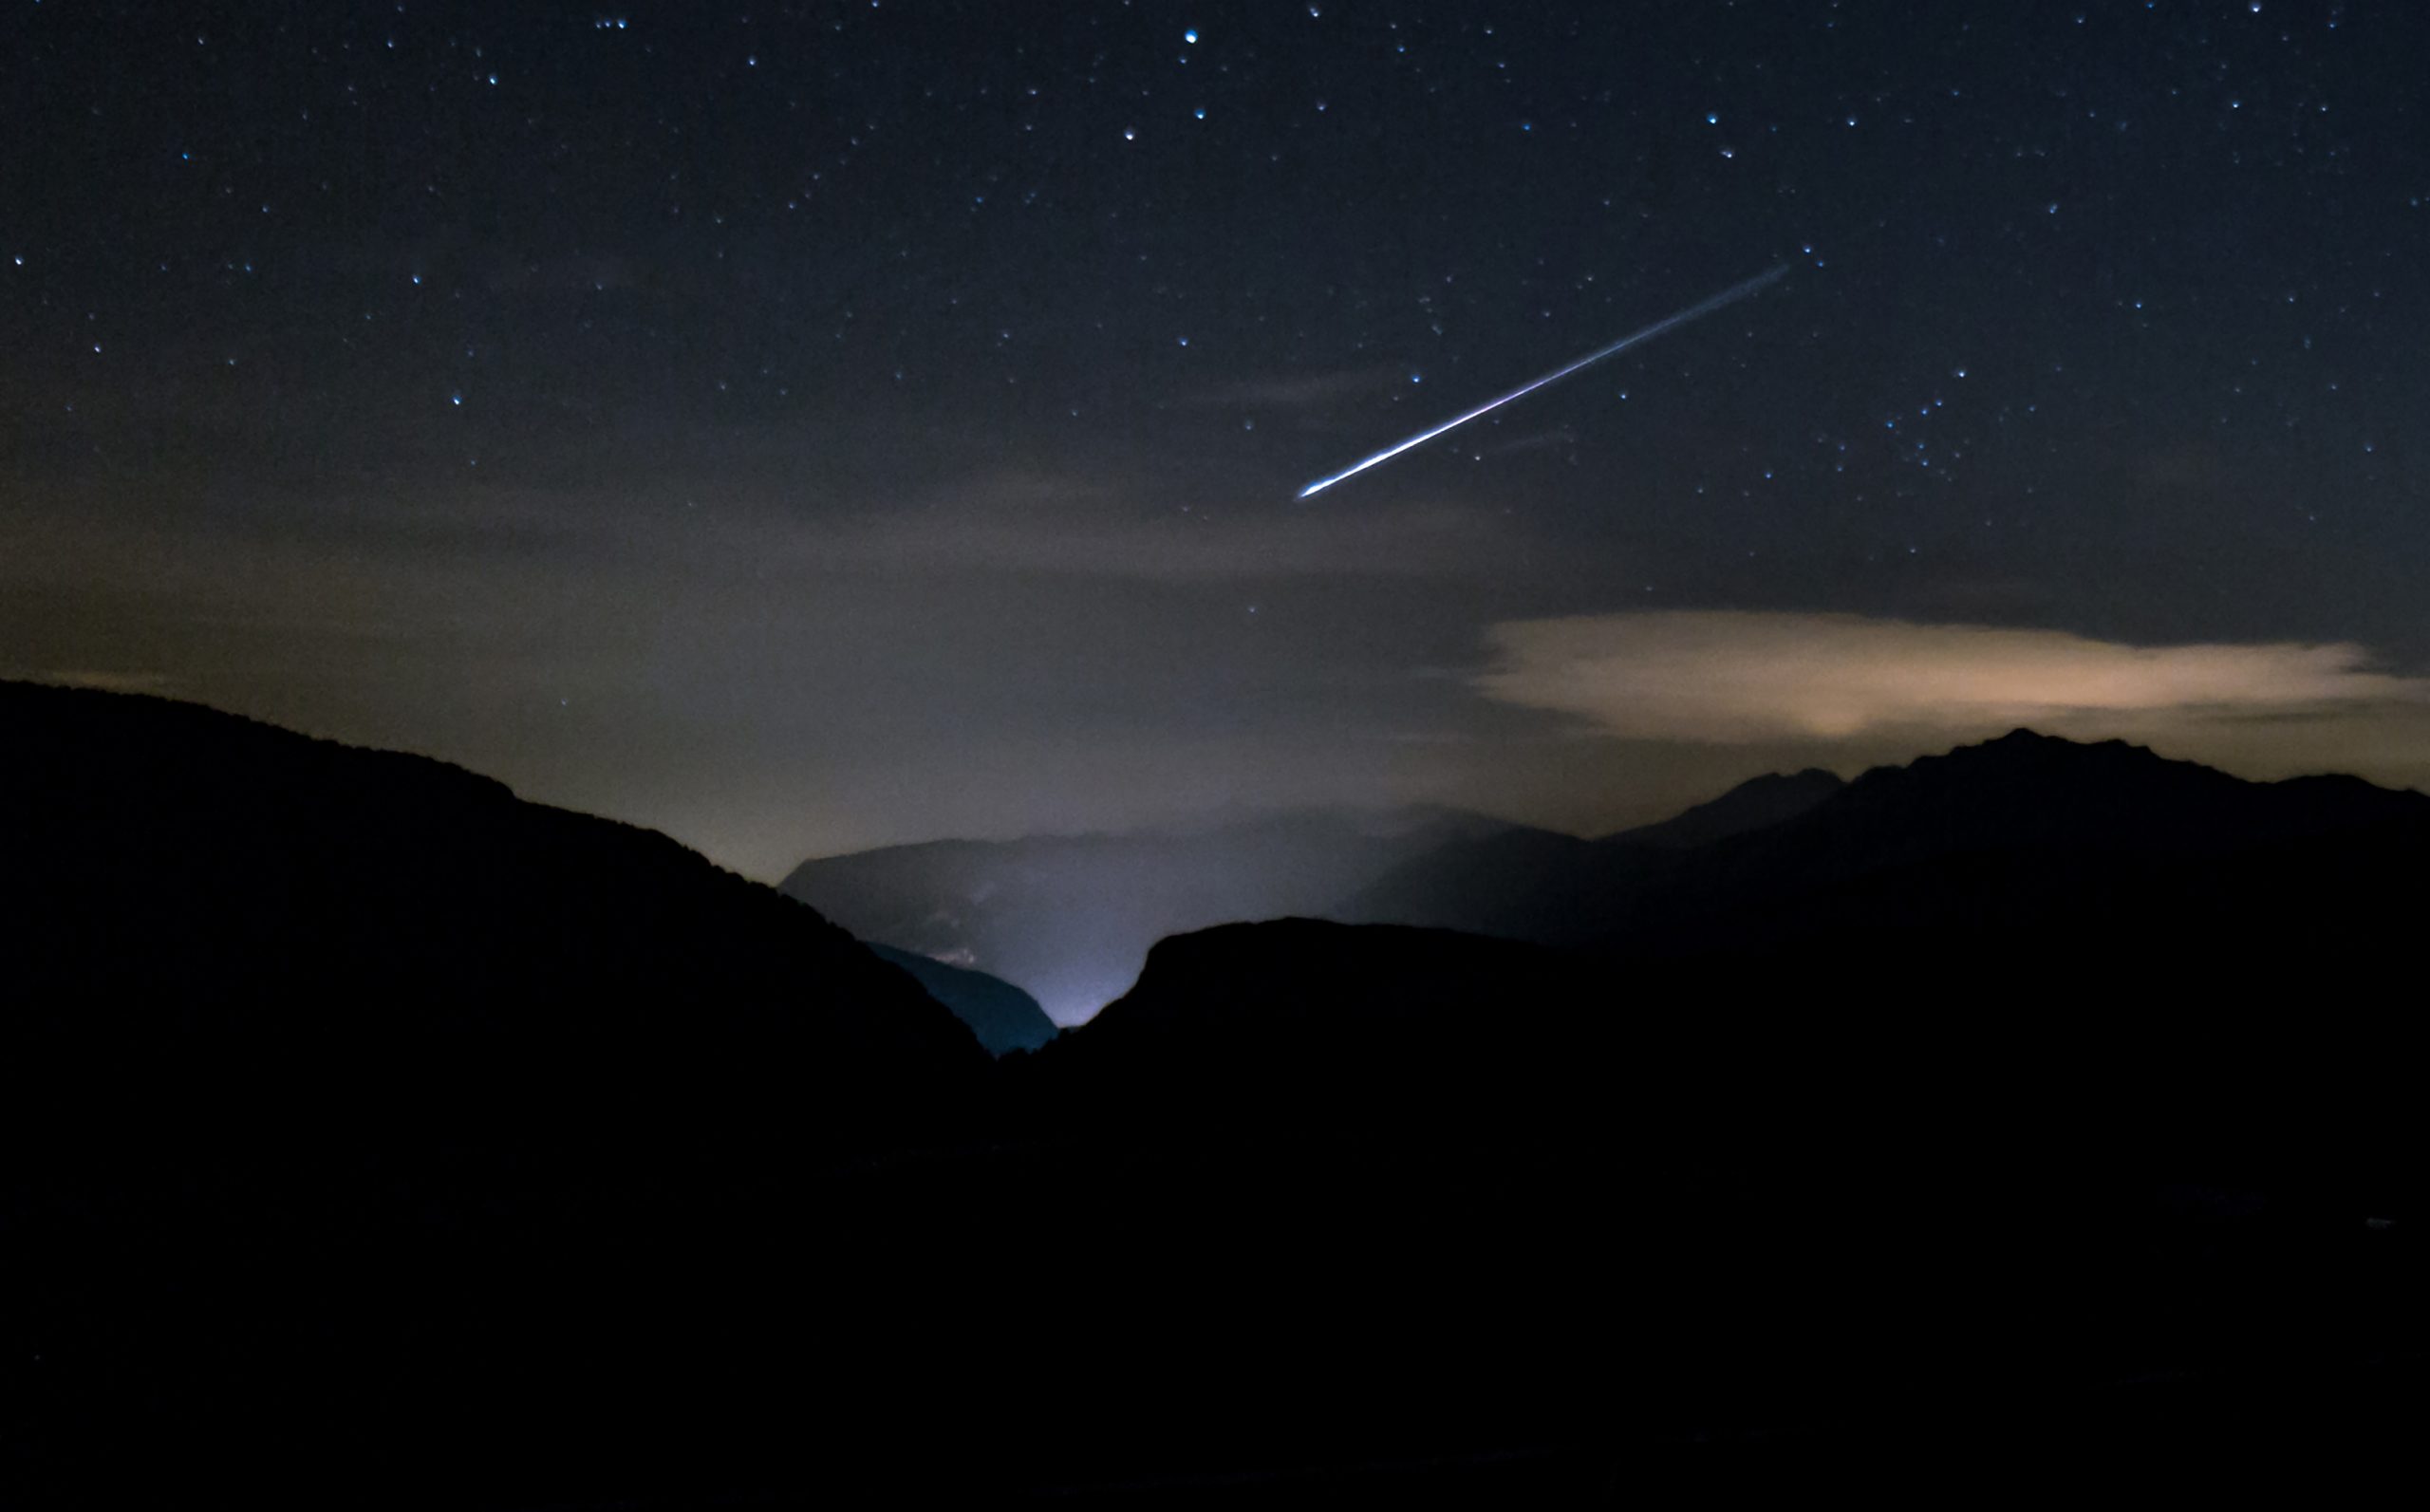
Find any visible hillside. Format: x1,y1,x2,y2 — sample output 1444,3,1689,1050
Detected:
9,693,2423,1502
1348,729,2430,960
1,681,993,1506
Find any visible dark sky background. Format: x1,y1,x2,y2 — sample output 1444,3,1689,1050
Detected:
7,0,2428,879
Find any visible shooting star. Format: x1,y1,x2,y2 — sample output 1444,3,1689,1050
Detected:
1297,263,1788,499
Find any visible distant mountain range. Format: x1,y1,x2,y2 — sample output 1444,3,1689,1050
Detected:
783,733,2430,1028
1344,728,2430,962
778,805,1526,1023
1343,764,1846,937
866,943,1057,1055
776,766,1850,1026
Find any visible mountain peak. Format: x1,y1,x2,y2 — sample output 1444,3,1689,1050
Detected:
1985,726,2134,750
1603,765,1845,849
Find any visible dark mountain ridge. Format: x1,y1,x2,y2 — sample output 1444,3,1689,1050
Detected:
779,803,1536,1022
1600,763,1844,849
1338,762,1844,934
1,679,982,1096
10,689,2424,1502
3,680,996,1505
1348,728,2430,957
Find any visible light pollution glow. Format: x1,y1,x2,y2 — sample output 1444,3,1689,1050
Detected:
1475,611,2430,745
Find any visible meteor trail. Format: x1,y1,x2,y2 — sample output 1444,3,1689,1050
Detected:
1296,263,1787,499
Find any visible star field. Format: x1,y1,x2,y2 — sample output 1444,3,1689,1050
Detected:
4,1,2427,873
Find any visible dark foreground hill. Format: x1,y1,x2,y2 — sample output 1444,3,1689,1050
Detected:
8,694,2424,1502
1002,737,2430,1488
0,680,983,1098
999,904,2424,1495
779,805,1530,1022
1,681,995,1506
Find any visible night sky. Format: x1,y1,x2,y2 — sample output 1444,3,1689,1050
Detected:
8,1,2428,879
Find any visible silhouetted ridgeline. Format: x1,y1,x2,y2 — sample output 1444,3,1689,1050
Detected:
1,681,983,1105
2,681,996,1505
1000,904,2423,1493
7,685,2424,1503
1349,728,2430,967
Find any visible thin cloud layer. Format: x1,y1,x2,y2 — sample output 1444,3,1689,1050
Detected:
1474,612,2430,743
771,471,1518,581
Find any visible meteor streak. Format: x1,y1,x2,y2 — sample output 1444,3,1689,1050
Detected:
1296,263,1788,499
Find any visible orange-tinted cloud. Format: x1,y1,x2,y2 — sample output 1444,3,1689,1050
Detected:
1474,611,2430,744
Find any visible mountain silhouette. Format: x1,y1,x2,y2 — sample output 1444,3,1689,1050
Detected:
1603,764,1844,849
1342,766,1841,933
1004,889,2421,1491
867,942,1057,1054
779,805,1527,1023
2,680,994,1506
1349,729,2430,960
1,680,983,1095
11,692,2423,1502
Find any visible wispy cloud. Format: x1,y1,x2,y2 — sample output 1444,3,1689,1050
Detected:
1473,611,2430,742
755,469,1517,581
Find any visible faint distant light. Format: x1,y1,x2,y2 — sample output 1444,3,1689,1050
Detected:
1122,126,1136,140
1184,28,1198,44
450,391,463,405
1194,107,1206,120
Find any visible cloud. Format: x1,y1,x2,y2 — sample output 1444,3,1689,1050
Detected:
758,469,1518,581
1473,611,2430,743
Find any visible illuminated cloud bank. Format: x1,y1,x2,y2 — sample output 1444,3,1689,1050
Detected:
1474,611,2430,745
